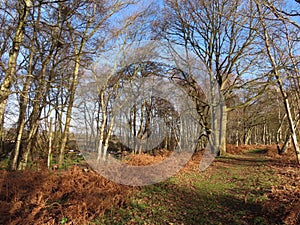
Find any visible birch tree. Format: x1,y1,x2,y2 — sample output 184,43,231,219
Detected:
256,0,300,163
57,0,135,168
0,0,32,158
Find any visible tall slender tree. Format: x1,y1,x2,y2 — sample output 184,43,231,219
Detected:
0,0,32,157
256,0,300,163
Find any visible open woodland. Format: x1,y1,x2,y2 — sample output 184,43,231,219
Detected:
0,0,300,224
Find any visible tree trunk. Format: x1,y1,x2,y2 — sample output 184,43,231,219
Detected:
276,113,286,153
97,90,107,163
47,117,53,169
279,133,291,155
0,0,30,103
0,0,31,156
58,56,80,168
286,105,300,163
17,49,53,170
235,121,240,147
254,126,257,145
219,104,227,156
244,128,253,145
0,99,7,156
17,120,40,170
10,74,32,170
262,122,266,145
102,116,115,161
10,33,35,170
258,4,300,163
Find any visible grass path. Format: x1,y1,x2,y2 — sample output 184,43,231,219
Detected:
99,149,298,225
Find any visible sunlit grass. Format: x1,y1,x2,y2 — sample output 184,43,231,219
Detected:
98,152,282,225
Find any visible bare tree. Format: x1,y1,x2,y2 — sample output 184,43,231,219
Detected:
256,0,300,163
57,0,137,168
72,2,158,163
155,0,265,155
0,0,32,157
10,1,72,170
3,0,143,170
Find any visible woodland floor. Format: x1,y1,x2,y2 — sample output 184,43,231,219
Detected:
0,145,300,225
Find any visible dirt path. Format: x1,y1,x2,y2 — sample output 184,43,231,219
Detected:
101,148,300,225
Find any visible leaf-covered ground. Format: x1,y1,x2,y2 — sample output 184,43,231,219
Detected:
0,145,299,225
101,145,300,225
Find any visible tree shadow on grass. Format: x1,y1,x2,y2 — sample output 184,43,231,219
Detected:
105,181,282,225
218,153,299,169
216,156,270,168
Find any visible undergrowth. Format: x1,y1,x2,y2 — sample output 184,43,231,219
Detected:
0,145,299,224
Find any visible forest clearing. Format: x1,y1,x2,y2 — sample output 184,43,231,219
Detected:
0,144,299,224
1,0,300,224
